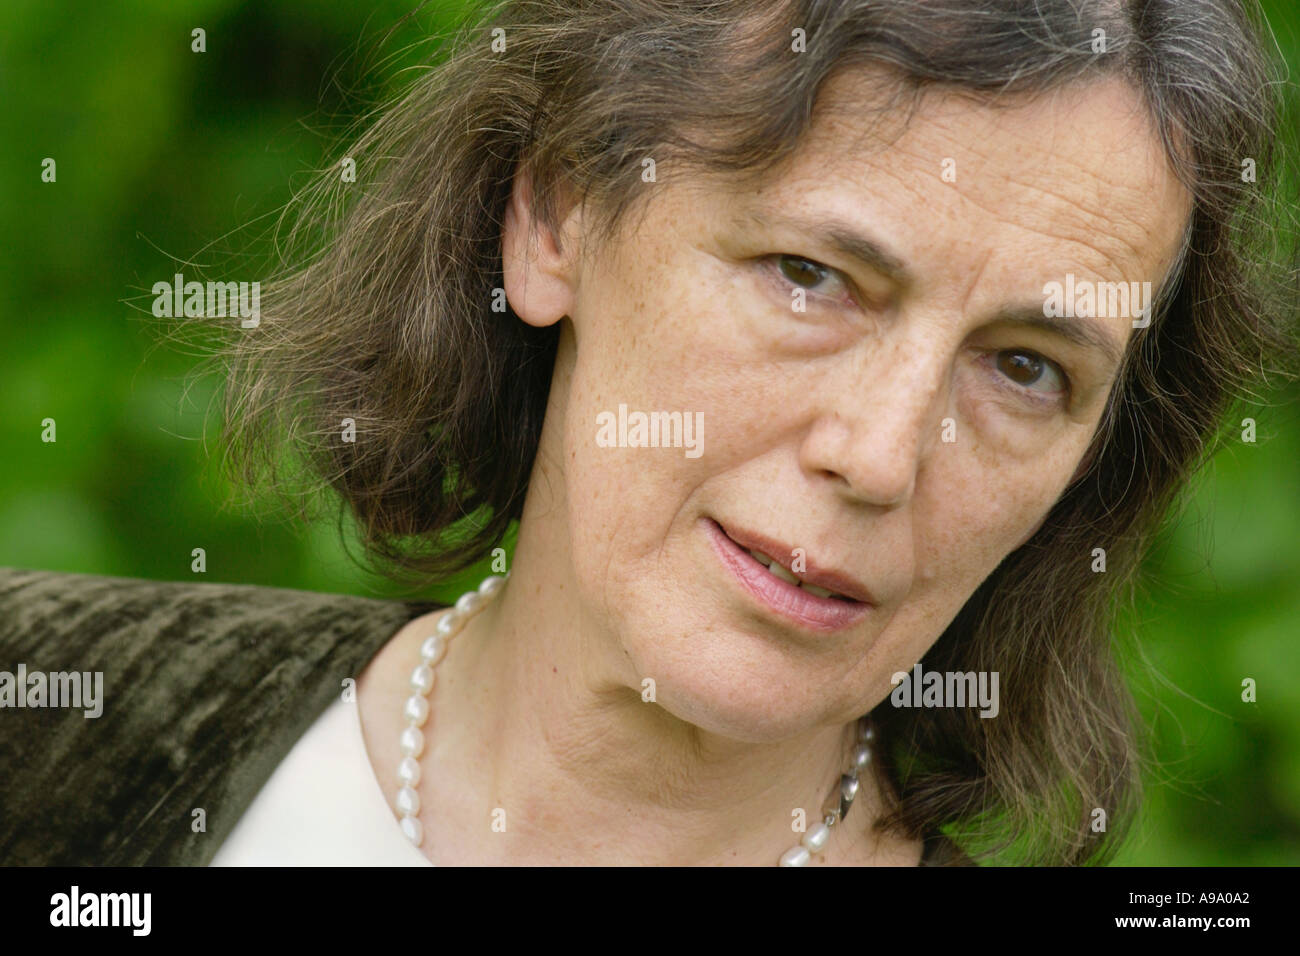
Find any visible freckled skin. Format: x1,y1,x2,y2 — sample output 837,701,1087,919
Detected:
357,71,1192,866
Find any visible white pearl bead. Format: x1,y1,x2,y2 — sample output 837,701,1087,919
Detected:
411,664,435,694
435,613,463,639
852,744,872,771
455,591,483,617
420,634,447,666
779,845,811,866
399,725,424,758
398,756,421,787
400,815,423,846
395,574,513,858
396,785,420,816
801,822,830,852
403,694,429,726
859,723,875,744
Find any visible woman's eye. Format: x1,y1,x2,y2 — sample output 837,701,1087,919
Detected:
994,349,1068,395
772,254,850,300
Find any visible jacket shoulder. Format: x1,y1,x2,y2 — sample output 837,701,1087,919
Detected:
0,566,432,865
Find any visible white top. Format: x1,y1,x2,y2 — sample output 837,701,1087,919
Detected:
209,695,431,866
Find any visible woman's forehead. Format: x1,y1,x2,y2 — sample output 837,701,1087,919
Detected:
707,71,1194,295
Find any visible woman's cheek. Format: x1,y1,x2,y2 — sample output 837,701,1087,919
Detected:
915,455,1061,591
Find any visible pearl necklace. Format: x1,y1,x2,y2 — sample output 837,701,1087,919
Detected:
394,573,876,866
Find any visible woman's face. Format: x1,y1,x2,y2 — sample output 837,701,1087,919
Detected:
506,72,1191,741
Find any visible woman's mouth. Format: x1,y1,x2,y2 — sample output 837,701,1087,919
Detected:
702,517,873,633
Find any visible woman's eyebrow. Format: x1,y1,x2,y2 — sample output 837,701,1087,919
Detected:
733,209,915,288
987,308,1126,370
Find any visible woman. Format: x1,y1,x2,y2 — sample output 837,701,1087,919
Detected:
1,0,1294,866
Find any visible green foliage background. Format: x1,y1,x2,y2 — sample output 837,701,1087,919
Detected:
1,1,1296,864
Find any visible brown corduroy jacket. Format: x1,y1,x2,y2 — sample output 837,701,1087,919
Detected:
0,566,435,865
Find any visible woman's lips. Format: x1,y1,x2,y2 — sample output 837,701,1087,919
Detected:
703,518,872,633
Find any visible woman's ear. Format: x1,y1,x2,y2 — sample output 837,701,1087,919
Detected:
501,167,581,328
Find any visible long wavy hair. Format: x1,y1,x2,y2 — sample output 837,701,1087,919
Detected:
187,0,1297,864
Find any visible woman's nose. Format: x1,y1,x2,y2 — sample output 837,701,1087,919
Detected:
796,339,949,508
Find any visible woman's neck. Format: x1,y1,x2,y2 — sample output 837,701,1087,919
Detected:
357,571,921,866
